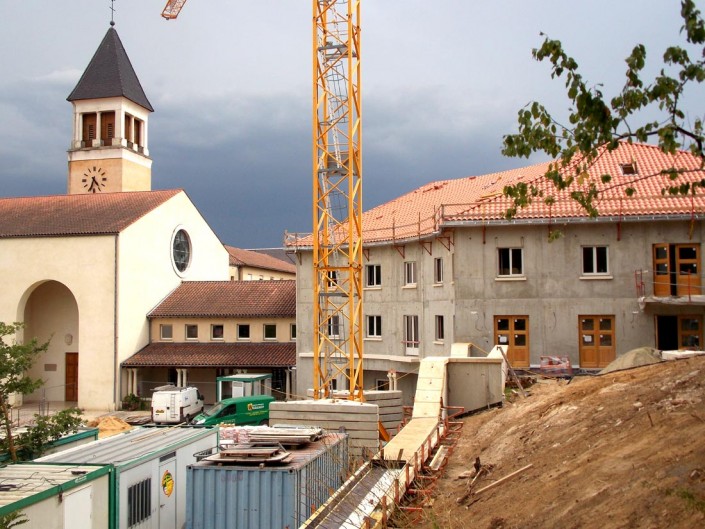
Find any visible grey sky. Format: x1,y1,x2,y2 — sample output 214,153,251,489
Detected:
0,0,695,248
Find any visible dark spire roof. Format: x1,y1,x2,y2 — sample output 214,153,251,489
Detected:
67,26,154,112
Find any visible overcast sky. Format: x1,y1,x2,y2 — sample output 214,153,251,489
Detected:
0,1,697,248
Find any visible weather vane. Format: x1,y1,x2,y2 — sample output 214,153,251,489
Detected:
110,0,116,26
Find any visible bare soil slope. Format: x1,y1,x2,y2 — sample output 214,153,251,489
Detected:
417,356,705,529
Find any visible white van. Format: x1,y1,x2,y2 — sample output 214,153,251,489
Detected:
151,385,204,424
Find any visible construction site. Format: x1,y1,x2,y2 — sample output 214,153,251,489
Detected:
1,1,704,528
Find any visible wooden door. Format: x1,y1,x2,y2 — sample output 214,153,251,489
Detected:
676,244,700,296
653,244,670,296
65,352,78,401
678,315,702,349
579,316,615,368
494,316,529,367
653,243,701,296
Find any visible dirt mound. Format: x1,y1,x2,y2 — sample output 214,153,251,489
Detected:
599,346,662,374
86,416,132,438
415,356,705,529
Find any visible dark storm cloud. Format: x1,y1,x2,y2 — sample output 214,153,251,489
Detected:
0,0,695,248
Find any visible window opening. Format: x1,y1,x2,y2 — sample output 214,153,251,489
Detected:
366,315,382,338
264,324,277,340
404,261,417,286
211,324,224,340
434,258,444,284
160,324,173,341
498,248,523,276
366,264,382,287
127,478,152,527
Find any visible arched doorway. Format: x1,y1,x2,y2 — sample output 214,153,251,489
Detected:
22,281,79,403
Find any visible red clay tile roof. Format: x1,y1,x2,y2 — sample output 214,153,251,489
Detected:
0,190,182,238
149,280,296,318
287,142,705,246
225,246,296,274
121,341,295,367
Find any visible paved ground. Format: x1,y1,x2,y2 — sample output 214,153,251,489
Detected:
11,400,151,427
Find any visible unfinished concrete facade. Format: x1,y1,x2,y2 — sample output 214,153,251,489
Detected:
290,143,705,405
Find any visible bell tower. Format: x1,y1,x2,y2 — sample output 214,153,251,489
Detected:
67,23,154,194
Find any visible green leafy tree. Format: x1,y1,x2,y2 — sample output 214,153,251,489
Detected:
502,0,705,218
11,408,83,460
0,322,48,462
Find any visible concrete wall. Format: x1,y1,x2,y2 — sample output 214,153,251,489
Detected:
446,358,503,412
293,217,705,404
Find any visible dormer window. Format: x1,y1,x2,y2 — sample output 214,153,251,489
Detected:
619,163,638,176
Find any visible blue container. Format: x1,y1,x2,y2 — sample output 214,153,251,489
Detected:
186,433,348,529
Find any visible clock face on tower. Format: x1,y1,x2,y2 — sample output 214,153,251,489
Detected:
82,166,108,193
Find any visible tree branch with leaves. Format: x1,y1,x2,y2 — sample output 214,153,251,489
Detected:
0,322,84,463
502,0,705,218
0,322,47,462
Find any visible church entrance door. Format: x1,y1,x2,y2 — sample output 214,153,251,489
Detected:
65,352,78,401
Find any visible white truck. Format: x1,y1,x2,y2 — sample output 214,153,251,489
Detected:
151,385,204,424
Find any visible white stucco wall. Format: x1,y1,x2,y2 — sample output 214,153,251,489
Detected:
0,235,117,408
0,191,229,411
116,192,229,398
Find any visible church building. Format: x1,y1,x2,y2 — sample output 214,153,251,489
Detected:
0,24,230,411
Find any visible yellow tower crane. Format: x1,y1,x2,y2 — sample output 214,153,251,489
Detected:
160,0,364,401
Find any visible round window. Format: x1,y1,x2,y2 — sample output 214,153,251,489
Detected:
172,229,191,273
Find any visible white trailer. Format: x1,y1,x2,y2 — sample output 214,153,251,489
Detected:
0,463,110,528
38,426,216,529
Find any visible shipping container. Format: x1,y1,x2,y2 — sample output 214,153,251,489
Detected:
0,462,111,529
186,432,348,529
37,426,217,529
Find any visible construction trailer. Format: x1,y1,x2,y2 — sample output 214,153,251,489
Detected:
37,426,216,529
0,463,111,529
186,432,348,529
215,373,272,401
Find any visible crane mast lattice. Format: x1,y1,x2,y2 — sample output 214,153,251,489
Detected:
161,0,365,401
312,0,363,401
